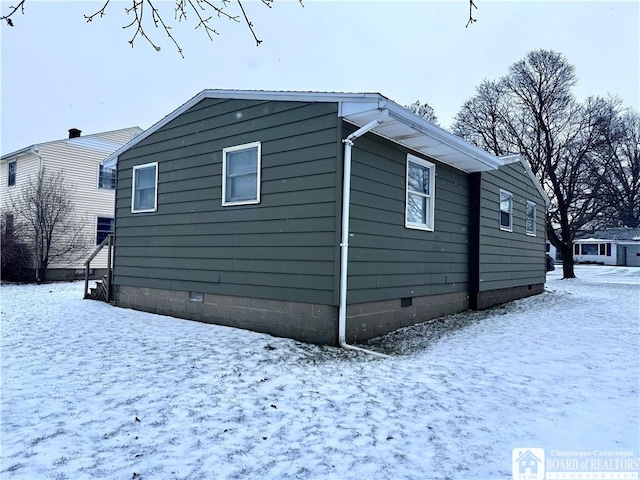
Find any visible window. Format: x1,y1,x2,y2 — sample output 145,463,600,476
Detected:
581,243,598,256
222,142,261,206
98,164,116,190
405,155,435,231
500,190,513,232
3,213,14,237
131,162,158,213
526,201,536,236
7,161,16,186
96,217,114,245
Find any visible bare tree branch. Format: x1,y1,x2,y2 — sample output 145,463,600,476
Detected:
0,0,26,26
466,0,477,27
84,0,110,23
237,0,262,46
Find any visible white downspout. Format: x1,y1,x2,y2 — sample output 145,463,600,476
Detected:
339,110,390,358
30,146,44,282
30,146,43,173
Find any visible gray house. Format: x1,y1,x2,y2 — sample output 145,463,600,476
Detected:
98,90,548,347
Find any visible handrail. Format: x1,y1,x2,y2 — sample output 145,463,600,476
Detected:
84,234,114,300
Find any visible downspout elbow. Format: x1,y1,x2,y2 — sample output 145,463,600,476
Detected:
30,146,43,173
338,109,391,359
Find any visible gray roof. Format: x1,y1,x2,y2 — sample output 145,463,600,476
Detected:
577,228,640,241
1,127,143,161
102,90,505,173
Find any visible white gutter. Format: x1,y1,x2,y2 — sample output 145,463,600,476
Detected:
338,109,390,359
30,146,43,173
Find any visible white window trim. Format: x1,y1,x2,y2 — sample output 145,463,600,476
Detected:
499,189,513,232
95,215,115,245
405,154,435,232
7,160,16,187
131,162,158,213
97,163,116,190
222,141,261,207
526,200,536,236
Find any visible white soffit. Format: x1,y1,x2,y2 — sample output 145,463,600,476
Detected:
341,103,502,173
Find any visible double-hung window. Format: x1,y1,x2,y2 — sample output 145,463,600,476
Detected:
500,189,513,232
131,162,158,213
405,155,435,231
98,164,116,190
96,217,114,245
526,201,536,236
222,142,261,206
7,161,16,186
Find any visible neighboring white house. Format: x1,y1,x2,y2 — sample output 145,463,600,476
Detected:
547,227,640,267
0,126,143,280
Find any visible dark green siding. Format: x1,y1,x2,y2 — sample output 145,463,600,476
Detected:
346,125,471,304
114,99,341,305
478,162,547,291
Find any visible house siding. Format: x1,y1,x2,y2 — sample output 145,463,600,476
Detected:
476,161,546,299
0,127,141,274
36,141,119,269
346,126,471,305
114,99,341,306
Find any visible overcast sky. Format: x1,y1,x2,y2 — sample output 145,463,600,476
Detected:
1,1,638,156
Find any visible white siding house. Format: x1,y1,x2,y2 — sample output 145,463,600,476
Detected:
1,127,142,280
547,228,640,267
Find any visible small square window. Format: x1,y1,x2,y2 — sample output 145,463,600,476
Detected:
131,162,158,213
526,201,536,236
500,190,513,232
98,164,116,190
8,161,16,186
222,142,261,206
96,217,114,245
405,155,435,231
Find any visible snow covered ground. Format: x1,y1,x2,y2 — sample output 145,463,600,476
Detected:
1,266,638,480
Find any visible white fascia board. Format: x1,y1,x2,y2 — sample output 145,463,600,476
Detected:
1,145,35,161
384,105,504,171
101,90,386,168
102,90,211,168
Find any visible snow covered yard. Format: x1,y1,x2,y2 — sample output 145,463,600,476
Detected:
1,266,638,480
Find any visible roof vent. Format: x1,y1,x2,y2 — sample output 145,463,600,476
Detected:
68,128,82,139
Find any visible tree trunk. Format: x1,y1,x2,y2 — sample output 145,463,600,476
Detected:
561,243,576,278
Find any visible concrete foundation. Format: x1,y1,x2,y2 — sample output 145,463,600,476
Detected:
115,286,471,345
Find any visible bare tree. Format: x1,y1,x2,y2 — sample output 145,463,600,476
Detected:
405,100,439,126
453,49,613,279
1,0,479,56
0,0,304,57
1,211,32,281
9,170,89,283
591,103,640,228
